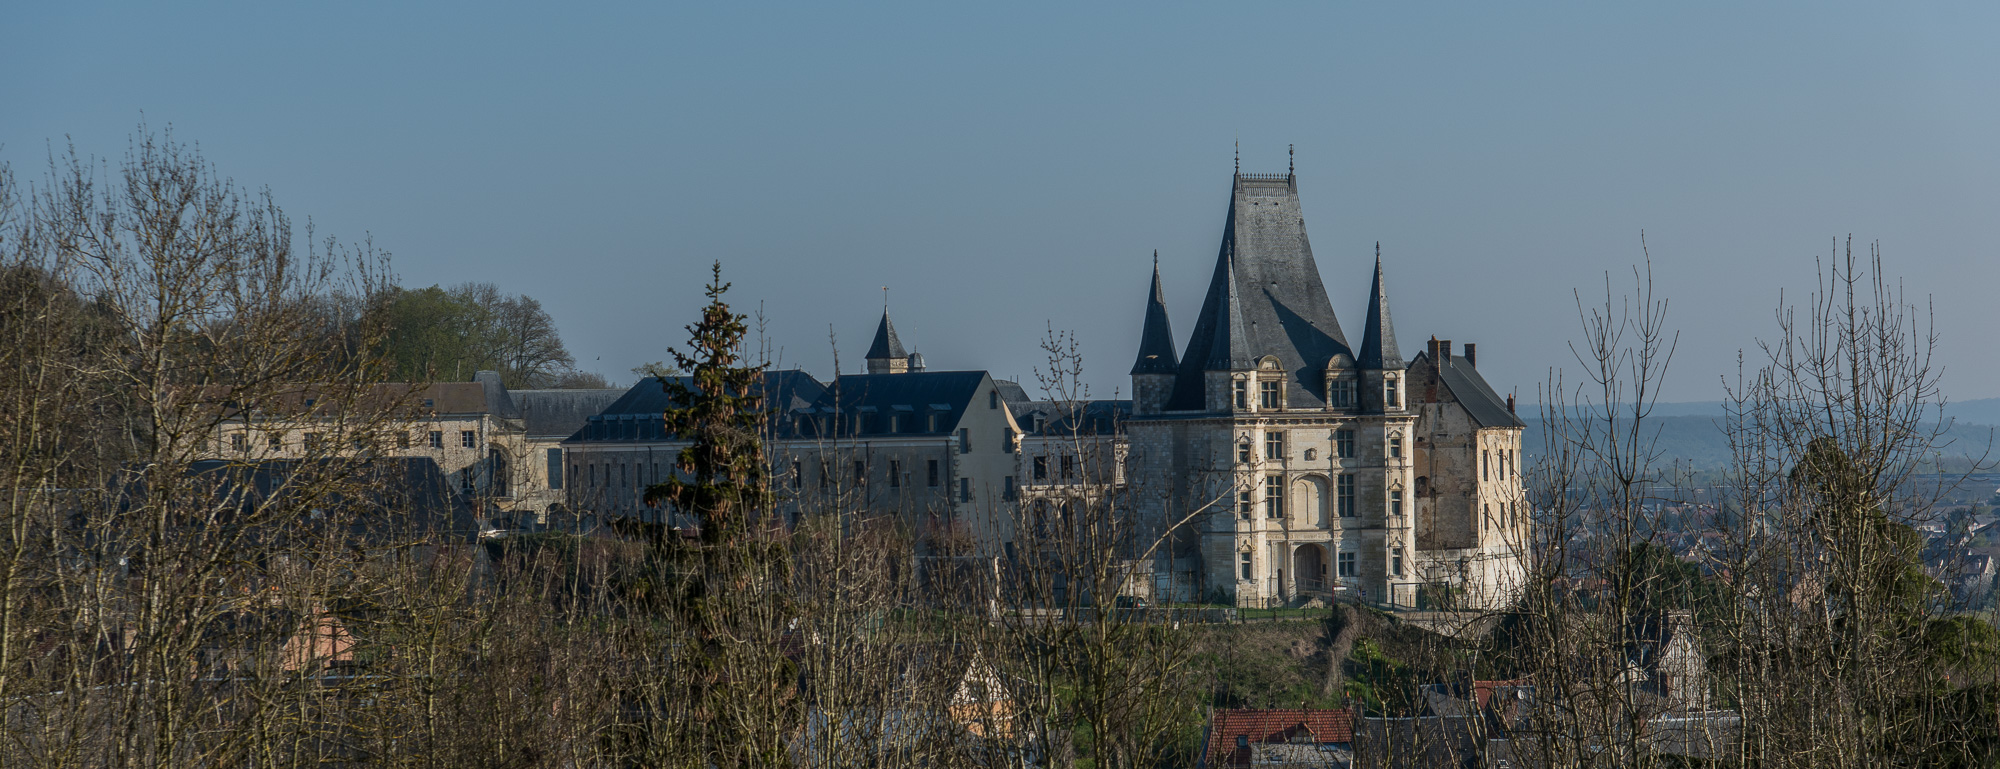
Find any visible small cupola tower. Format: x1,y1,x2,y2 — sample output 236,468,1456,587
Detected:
1357,245,1406,413
1130,252,1179,415
865,308,909,374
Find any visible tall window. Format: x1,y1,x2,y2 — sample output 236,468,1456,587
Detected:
958,428,971,453
1033,456,1048,480
1060,455,1074,480
958,478,971,503
1483,503,1491,530
989,390,999,409
1335,430,1356,459
1337,474,1356,517
927,459,940,487
1238,443,1252,463
1389,489,1404,517
1264,431,1285,460
1239,488,1253,519
1393,550,1405,576
549,449,565,490
1001,428,1015,452
1259,380,1280,409
1240,552,1253,580
888,460,901,487
1389,436,1403,459
1483,450,1490,481
1264,476,1283,518
1338,551,1357,578
854,461,866,486
1329,379,1355,409
1232,380,1248,409
1004,476,1015,500
792,459,802,489
1384,377,1400,408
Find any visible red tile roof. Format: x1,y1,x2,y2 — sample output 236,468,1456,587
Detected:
1204,708,1355,767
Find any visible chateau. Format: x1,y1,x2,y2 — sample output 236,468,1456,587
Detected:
1125,168,1526,609
201,161,1528,612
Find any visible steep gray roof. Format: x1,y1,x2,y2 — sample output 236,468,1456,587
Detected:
1130,255,1180,375
1167,172,1353,410
1411,351,1525,429
865,310,907,361
1357,253,1404,369
513,389,626,439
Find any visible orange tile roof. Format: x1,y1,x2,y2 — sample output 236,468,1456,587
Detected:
1204,708,1355,767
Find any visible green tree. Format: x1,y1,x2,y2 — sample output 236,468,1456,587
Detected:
616,262,795,767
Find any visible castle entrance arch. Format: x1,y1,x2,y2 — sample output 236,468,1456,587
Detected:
1292,543,1328,595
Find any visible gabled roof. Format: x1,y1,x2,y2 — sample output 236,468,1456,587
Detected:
1357,253,1404,370
865,310,907,361
1168,172,1353,410
1410,351,1525,429
1130,255,1180,375
513,388,626,439
1204,708,1355,767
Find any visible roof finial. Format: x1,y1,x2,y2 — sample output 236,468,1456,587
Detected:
1288,144,1294,176
1153,249,1158,267
882,285,889,310
1234,139,1240,174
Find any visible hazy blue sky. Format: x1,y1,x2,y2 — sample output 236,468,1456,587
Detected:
8,3,1998,403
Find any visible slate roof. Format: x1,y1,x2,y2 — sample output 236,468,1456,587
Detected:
575,370,829,441
865,310,908,361
513,388,626,439
1011,400,1131,436
569,370,998,442
1410,351,1526,429
993,379,1031,405
1203,708,1355,767
812,371,991,436
1131,256,1180,375
1357,254,1404,370
1168,172,1355,411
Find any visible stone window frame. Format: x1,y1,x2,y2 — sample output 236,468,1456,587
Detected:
1335,429,1356,459
1264,430,1286,461
1337,550,1358,578
1384,375,1402,409
1388,430,1404,460
1263,475,1284,518
1337,474,1357,518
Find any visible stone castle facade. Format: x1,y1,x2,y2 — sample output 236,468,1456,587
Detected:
1125,170,1525,609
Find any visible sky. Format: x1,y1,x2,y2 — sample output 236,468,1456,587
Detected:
7,3,1998,403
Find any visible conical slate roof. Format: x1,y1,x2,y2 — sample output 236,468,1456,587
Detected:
1166,171,1353,411
864,310,906,361
1357,250,1403,370
1130,254,1180,375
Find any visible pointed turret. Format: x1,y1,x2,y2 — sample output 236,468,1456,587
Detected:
1357,248,1403,370
1131,253,1180,415
1130,253,1179,376
865,310,910,374
1206,248,1253,371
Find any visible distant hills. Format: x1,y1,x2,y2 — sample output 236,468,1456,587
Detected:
1519,399,2000,470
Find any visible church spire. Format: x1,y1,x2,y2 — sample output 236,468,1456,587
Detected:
1357,245,1403,370
1130,251,1179,375
864,308,909,374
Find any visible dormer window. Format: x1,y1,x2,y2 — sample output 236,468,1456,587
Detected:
1328,378,1356,409
1384,376,1401,409
1232,380,1249,410
1259,380,1281,410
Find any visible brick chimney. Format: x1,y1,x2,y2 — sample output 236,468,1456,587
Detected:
1464,343,1477,369
1506,393,1516,414
1427,337,1450,371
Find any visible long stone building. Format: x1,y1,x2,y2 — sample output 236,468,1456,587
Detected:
1125,168,1525,609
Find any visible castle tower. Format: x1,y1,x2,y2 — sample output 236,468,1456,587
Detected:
864,309,909,374
1357,250,1406,416
1130,253,1179,416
